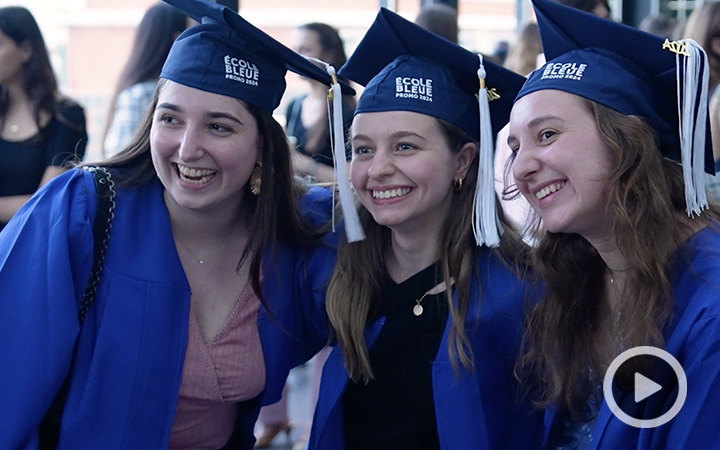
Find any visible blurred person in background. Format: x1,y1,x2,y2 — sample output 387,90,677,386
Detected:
554,0,610,18
414,3,459,44
102,2,187,157
0,6,87,233
284,22,356,184
638,13,679,38
503,21,542,78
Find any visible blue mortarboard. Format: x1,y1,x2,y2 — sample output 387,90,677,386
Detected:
340,8,525,141
160,0,354,112
339,8,527,247
517,0,712,216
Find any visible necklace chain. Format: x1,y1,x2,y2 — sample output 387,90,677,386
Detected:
413,291,430,316
173,222,241,265
412,279,452,316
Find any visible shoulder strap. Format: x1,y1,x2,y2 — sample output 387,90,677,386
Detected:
37,166,115,449
79,167,115,320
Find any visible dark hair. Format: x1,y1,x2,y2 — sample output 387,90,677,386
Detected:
555,0,610,15
0,6,59,131
298,22,348,70
326,116,528,382
512,98,720,415
92,78,323,301
414,4,459,44
102,3,187,144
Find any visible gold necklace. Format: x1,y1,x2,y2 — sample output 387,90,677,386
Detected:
412,279,452,316
173,222,241,265
413,291,431,316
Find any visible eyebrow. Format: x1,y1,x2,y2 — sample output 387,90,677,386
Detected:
156,102,179,112
352,130,427,142
155,103,244,126
525,114,563,130
207,111,244,126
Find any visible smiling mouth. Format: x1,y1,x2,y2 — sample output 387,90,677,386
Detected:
372,187,411,199
535,182,565,200
175,163,217,185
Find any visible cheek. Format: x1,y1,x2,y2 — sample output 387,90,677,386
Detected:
350,160,367,191
149,125,172,158
514,179,531,198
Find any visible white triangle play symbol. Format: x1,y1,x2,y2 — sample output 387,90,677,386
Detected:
635,372,662,403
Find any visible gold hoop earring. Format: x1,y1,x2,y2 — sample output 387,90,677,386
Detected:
250,162,262,196
453,176,464,191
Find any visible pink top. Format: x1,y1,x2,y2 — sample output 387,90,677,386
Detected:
168,282,265,449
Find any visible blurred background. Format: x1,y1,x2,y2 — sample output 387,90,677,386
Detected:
1,0,709,160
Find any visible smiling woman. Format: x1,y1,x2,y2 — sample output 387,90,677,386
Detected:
507,1,720,448
304,8,545,450
0,0,353,448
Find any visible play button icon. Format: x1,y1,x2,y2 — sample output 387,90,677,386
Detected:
603,346,687,428
634,373,662,403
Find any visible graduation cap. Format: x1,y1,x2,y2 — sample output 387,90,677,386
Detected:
160,0,363,240
339,8,527,247
517,0,712,216
160,0,354,112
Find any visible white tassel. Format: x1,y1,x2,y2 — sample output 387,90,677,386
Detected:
677,39,709,217
472,54,502,247
327,65,365,242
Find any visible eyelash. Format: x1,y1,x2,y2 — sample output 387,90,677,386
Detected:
540,130,556,141
159,115,179,124
397,142,415,151
210,123,233,133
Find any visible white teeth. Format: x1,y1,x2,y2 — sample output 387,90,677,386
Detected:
372,187,411,199
176,164,216,184
535,182,565,200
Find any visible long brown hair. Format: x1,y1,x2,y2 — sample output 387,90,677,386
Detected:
513,98,720,415
84,78,323,302
326,117,528,383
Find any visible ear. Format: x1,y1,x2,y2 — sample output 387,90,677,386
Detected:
454,141,477,180
18,40,32,64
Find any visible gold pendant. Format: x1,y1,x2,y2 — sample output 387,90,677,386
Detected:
413,304,423,316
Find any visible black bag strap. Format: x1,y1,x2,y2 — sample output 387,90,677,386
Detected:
38,166,115,449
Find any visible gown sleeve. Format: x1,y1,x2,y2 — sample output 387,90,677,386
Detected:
651,314,720,448
0,168,96,448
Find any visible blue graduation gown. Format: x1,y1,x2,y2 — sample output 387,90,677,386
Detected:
0,168,330,449
541,225,720,449
306,246,545,449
